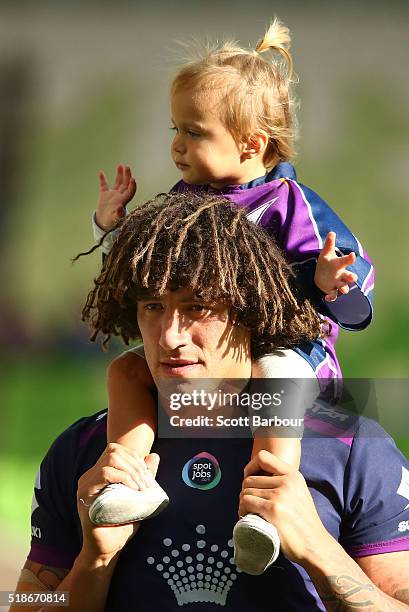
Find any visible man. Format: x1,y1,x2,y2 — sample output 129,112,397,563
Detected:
13,193,409,610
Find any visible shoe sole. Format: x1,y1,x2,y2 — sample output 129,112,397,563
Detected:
89,489,169,526
233,514,280,575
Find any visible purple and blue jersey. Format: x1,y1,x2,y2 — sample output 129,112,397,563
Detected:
172,163,375,384
29,409,409,611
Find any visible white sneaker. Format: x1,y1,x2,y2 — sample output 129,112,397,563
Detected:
88,481,169,526
233,513,280,575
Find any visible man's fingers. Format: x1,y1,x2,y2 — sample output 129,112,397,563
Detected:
102,454,150,489
238,494,272,521
99,443,153,488
243,450,292,479
78,466,139,502
240,487,276,503
145,453,160,478
98,170,109,192
320,231,336,257
241,474,283,490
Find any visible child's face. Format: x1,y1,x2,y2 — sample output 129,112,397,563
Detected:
170,87,247,188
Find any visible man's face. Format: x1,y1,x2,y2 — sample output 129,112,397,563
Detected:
137,288,251,387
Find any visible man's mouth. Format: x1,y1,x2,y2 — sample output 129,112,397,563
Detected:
160,359,200,376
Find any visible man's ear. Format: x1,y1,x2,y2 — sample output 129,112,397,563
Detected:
240,131,269,160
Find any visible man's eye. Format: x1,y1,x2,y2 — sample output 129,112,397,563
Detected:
188,304,208,312
145,303,163,311
170,126,178,133
187,130,200,138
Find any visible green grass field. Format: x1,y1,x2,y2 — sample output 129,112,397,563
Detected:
1,356,108,533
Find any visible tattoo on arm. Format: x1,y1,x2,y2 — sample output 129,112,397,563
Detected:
23,560,69,591
318,575,378,610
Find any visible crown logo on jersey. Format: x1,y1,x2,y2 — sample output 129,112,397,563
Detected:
146,523,241,606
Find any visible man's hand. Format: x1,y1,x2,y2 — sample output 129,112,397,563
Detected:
314,232,358,302
95,164,137,231
77,444,159,563
238,450,333,565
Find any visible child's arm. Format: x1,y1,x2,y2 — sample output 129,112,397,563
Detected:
96,164,136,230
92,164,137,254
276,179,375,331
106,350,157,489
314,231,358,302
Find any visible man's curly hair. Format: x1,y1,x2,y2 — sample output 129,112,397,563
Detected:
82,192,322,358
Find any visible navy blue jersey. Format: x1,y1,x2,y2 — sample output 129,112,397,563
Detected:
29,409,409,611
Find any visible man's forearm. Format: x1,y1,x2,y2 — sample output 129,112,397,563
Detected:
42,551,119,612
304,540,409,611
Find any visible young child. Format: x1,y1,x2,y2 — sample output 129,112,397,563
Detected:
87,19,374,576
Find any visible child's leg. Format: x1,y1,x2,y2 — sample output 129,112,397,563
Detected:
88,347,169,525
251,430,301,468
107,350,156,463
233,349,318,575
251,349,318,467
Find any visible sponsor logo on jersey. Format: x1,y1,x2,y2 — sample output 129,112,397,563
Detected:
182,452,221,490
31,525,41,538
397,466,409,510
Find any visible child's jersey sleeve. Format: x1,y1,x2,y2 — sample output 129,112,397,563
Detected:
92,212,120,255
28,424,83,569
339,419,409,556
281,180,375,331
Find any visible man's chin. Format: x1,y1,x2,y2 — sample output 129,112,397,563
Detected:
157,374,222,399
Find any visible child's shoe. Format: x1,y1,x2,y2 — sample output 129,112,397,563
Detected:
88,480,169,525
233,513,280,575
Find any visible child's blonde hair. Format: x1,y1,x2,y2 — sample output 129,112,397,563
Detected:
171,18,297,167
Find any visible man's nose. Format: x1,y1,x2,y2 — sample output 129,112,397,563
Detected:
159,310,190,350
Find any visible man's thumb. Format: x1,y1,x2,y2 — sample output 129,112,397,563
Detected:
145,452,160,477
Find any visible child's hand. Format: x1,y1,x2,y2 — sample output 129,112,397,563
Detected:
314,232,358,302
95,164,137,231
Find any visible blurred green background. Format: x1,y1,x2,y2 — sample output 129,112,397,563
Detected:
0,0,408,579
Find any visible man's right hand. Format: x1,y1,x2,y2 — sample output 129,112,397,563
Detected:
95,164,137,231
238,450,332,566
76,444,159,562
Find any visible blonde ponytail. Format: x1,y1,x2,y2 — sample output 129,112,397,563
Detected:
255,18,293,79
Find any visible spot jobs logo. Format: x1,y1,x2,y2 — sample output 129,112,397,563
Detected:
182,452,221,490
